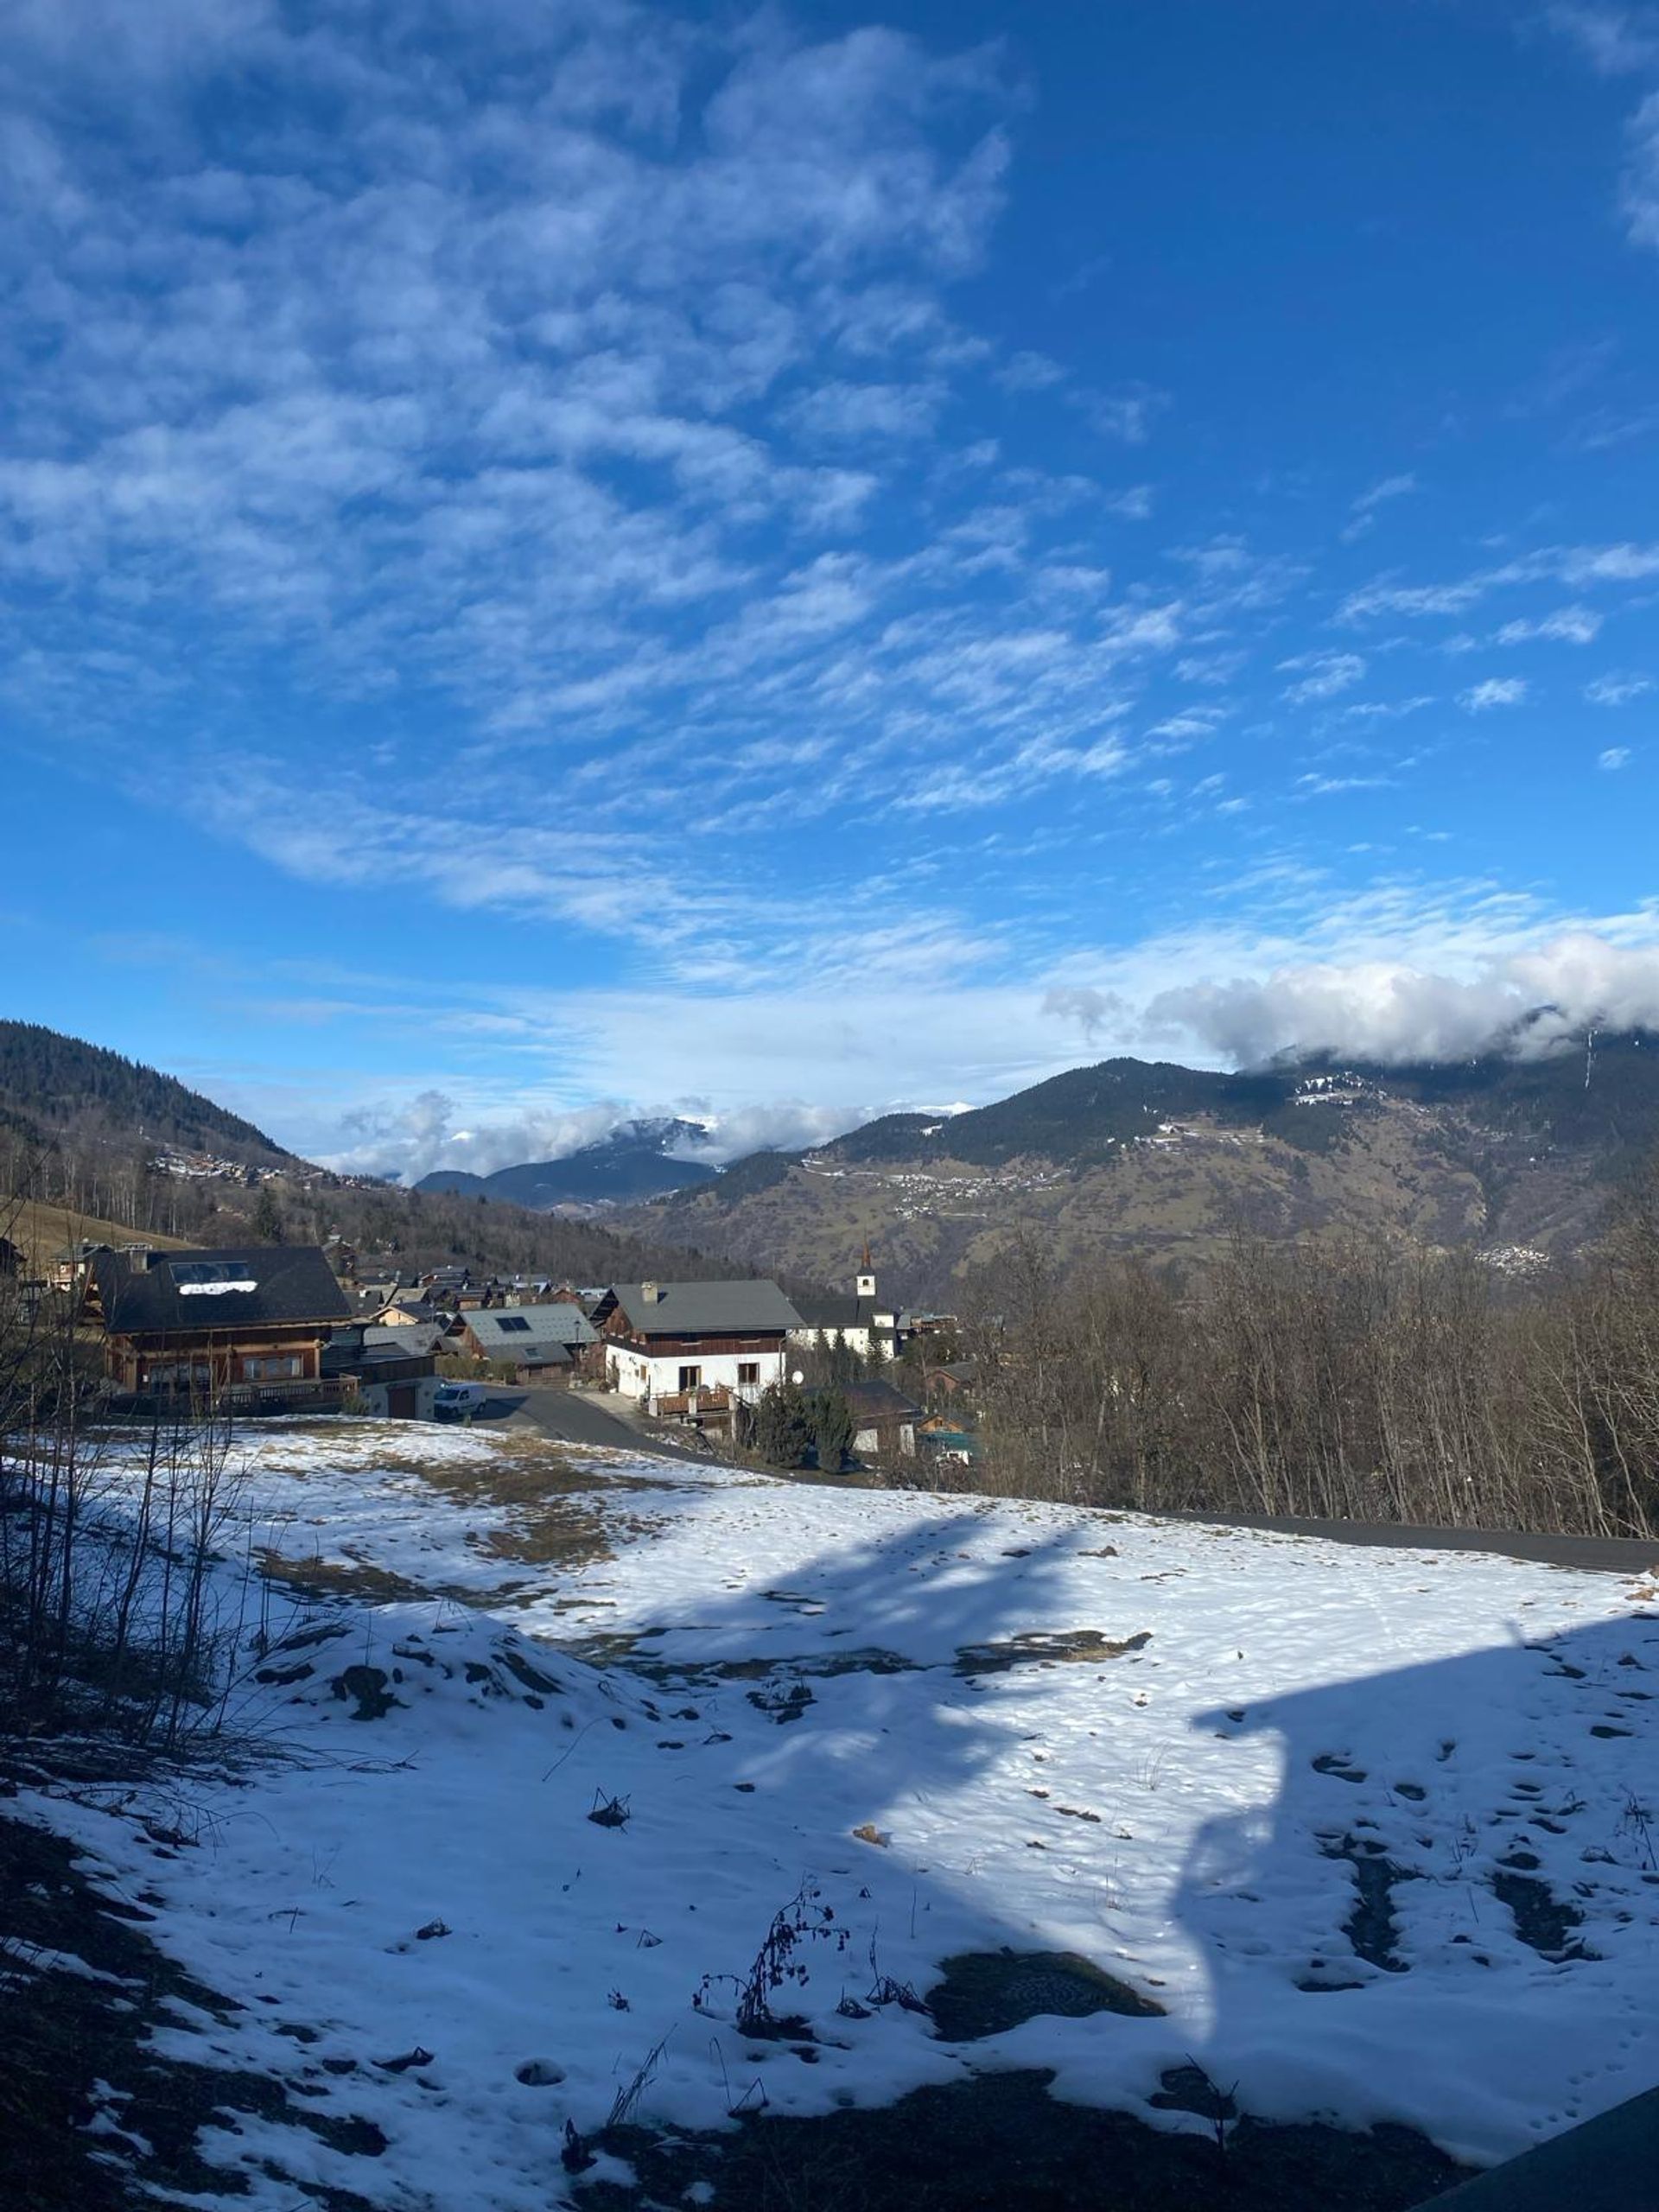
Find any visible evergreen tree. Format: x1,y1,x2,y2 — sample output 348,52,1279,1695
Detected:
753,1380,811,1468
825,1331,866,1384
251,1184,285,1243
808,1388,855,1472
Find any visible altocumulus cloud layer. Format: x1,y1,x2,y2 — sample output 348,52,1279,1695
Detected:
3,0,1659,1160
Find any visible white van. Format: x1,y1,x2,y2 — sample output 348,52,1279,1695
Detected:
432,1380,486,1421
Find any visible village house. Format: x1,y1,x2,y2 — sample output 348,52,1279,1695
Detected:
322,1233,359,1280
918,1412,983,1468
372,1291,452,1328
454,1302,598,1382
843,1378,922,1459
927,1357,979,1403
321,1324,442,1420
54,1239,128,1294
592,1280,802,1415
84,1244,352,1399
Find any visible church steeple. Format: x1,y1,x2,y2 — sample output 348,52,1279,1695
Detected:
855,1245,876,1302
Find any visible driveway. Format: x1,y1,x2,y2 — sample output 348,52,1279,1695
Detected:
485,1384,719,1465
473,1391,1657,1573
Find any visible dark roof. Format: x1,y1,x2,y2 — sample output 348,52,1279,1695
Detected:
465,1305,596,1359
843,1380,923,1423
321,1337,439,1379
601,1281,803,1336
362,1323,448,1358
791,1292,881,1330
92,1245,352,1338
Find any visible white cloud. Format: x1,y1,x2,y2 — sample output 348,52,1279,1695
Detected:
1278,650,1365,705
1627,91,1659,245
1340,470,1418,541
1586,670,1654,702
1459,676,1528,711
1333,696,1433,723
1599,745,1633,769
1082,383,1170,444
785,379,946,442
329,1085,858,1182
1144,925,1659,1067
1545,3,1659,73
1338,541,1659,626
994,349,1067,392
1495,604,1602,645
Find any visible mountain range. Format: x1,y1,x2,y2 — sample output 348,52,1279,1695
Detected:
0,1027,755,1295
413,1118,717,1208
617,1027,1659,1303
7,1015,1658,1309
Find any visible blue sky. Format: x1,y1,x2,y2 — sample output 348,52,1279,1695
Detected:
3,0,1659,1179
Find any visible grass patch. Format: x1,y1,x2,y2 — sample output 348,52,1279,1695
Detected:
580,2069,1474,2212
925,1948,1165,2039
953,1629,1152,1677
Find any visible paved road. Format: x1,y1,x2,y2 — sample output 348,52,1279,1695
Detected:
1166,1509,1659,1578
473,1394,1659,1576
485,1386,717,1465
1421,2084,1659,2209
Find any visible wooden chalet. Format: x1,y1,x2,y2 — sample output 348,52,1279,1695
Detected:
85,1244,352,1399
843,1379,922,1459
590,1279,803,1414
454,1303,599,1382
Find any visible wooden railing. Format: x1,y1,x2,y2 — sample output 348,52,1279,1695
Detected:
652,1385,734,1418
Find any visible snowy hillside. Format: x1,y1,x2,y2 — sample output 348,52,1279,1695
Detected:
12,1421,1659,2209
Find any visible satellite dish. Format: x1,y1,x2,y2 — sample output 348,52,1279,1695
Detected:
791,1370,804,1386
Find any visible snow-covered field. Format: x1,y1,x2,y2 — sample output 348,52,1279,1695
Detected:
16,1420,1659,2209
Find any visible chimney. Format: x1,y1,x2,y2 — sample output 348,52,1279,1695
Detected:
128,1246,159,1272
640,1281,662,1305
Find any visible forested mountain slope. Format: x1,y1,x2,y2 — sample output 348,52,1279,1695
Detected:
630,1031,1659,1302
0,1020,292,1164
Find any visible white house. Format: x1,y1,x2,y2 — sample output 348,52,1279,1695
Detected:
591,1280,804,1410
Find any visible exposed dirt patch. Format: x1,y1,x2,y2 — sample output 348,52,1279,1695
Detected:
421,1442,646,1572
255,1548,446,1607
577,2068,1474,2212
1305,1834,1416,1984
952,1629,1152,1676
0,1814,383,2211
330,1663,404,1720
925,1948,1165,2039
556,1631,918,1689
1492,1867,1593,1961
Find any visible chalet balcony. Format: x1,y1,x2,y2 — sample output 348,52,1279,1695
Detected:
106,1377,349,1421
651,1384,737,1420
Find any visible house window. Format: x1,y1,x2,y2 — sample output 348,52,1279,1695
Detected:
737,1363,760,1387
496,1316,531,1332
243,1355,302,1382
678,1364,702,1391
